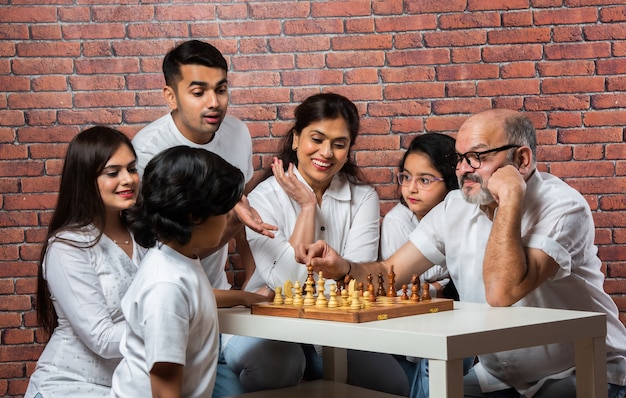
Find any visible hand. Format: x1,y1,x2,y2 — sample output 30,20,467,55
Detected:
295,240,349,280
234,195,278,238
487,165,526,206
271,157,317,208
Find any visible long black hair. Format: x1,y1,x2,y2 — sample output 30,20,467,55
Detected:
37,126,136,336
127,146,244,248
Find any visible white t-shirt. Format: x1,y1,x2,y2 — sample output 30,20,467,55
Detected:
111,244,219,398
245,168,380,292
132,112,253,289
25,228,141,398
380,203,450,294
409,171,626,396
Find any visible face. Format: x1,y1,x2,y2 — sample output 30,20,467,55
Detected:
400,152,449,220
292,117,351,195
97,144,140,215
165,64,229,145
455,116,513,206
191,213,228,250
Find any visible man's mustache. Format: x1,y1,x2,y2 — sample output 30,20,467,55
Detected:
460,173,482,185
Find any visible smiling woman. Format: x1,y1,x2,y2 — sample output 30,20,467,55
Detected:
25,126,143,398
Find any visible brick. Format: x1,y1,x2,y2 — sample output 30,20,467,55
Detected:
384,82,445,100
0,279,14,294
551,160,614,177
113,41,176,57
502,10,533,26
584,23,626,40
75,58,140,74
387,48,450,66
591,93,626,109
18,126,78,144
0,24,29,40
391,118,425,135
439,12,501,29
381,67,435,83
424,115,468,133
567,177,626,195
0,345,42,362
73,92,135,108
0,76,29,92
368,101,430,117
248,2,309,19
62,23,126,39
446,82,477,97
583,110,626,126
32,76,68,92
553,26,584,42
327,51,386,68
488,27,551,44
534,7,599,25
222,20,282,37
230,88,290,105
541,76,605,94
537,144,573,162
500,62,535,78
468,0,530,10
345,68,380,84
376,14,436,34
346,18,376,34
600,195,626,211
16,42,80,57
11,58,74,75
537,60,595,77
0,111,25,126
548,112,582,128
30,25,62,40
332,34,393,51
311,1,371,17
607,143,626,160
351,135,400,151
58,6,91,23
93,5,154,22
436,64,499,81
424,30,487,47
607,76,626,91
482,44,543,62
2,329,34,345
597,58,626,75
478,79,540,96
231,54,295,71
432,98,491,115
545,43,612,61
0,6,57,23
0,313,21,328
559,127,623,144
3,193,57,211
269,37,330,53
574,145,604,160
406,0,466,13
451,47,482,63
68,75,126,91
58,109,123,125
281,70,343,86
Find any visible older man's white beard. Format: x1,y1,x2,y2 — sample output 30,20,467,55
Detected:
459,174,495,205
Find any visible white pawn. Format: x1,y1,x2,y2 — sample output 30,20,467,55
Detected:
315,272,328,308
273,286,284,305
328,283,339,308
293,281,303,307
363,291,372,309
351,290,362,310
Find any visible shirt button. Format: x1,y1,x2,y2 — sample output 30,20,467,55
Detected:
320,226,326,231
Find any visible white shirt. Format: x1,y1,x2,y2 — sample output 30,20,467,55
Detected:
245,168,380,292
409,171,626,396
111,244,219,398
25,228,141,398
380,203,450,294
132,112,253,289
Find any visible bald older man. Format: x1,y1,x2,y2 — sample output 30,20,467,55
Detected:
296,109,626,398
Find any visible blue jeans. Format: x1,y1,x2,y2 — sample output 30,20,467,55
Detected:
222,335,306,392
463,367,626,398
411,357,474,398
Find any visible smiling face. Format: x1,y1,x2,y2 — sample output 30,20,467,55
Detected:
97,144,140,216
165,64,229,145
292,117,351,197
400,152,449,220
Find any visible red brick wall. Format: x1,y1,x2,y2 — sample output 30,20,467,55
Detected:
2,1,626,396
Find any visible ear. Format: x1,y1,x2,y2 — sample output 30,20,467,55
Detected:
163,86,178,111
292,134,300,151
516,146,534,176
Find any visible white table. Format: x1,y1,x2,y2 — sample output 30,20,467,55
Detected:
219,301,608,398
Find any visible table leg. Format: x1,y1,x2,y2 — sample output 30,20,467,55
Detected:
322,346,348,382
429,358,464,398
575,336,607,398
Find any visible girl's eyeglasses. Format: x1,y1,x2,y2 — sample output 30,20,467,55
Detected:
397,172,444,190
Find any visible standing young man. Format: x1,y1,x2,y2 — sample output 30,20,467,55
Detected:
132,40,305,397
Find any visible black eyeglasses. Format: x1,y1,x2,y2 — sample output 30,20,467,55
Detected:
451,144,521,170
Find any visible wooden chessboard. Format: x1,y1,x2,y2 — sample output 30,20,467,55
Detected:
251,297,454,323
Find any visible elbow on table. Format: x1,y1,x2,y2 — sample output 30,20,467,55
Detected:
485,288,518,307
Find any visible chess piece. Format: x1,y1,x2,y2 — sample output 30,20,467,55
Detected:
303,278,315,306
316,272,328,307
421,282,432,301
387,265,397,297
293,280,303,307
283,280,294,305
377,272,385,296
341,289,350,308
273,286,284,305
328,283,339,308
306,265,316,294
351,290,362,310
363,291,372,309
411,283,419,302
367,283,376,303
366,273,374,293
401,284,409,300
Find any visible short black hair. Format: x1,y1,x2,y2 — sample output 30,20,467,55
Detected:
162,40,228,87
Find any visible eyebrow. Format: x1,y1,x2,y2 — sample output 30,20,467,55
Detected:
102,160,137,170
187,78,228,88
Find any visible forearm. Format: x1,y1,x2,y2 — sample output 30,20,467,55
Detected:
483,202,526,306
150,362,183,398
214,288,270,308
288,205,316,248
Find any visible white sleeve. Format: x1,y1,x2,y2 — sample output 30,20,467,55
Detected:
340,187,380,263
44,242,124,359
380,208,412,260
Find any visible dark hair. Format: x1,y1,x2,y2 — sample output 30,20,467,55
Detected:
269,92,363,184
37,126,136,336
127,146,244,248
399,133,459,191
163,40,228,88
